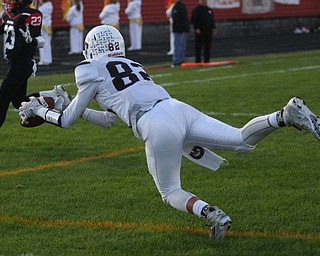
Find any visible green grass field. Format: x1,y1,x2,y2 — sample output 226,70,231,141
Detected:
0,50,320,256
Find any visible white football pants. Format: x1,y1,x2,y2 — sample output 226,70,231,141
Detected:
39,30,52,64
69,27,83,54
137,98,278,214
129,22,142,50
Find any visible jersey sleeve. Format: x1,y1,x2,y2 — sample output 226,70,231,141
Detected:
81,108,119,128
75,61,103,88
25,10,43,37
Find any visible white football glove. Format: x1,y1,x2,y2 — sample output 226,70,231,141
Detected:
19,97,45,124
19,24,45,48
19,24,33,43
35,36,45,48
53,85,72,111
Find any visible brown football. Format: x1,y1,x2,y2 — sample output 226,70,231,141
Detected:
20,96,55,128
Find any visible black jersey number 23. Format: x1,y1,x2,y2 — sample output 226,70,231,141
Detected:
106,61,151,91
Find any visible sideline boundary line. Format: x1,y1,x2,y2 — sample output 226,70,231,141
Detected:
0,146,144,177
0,215,319,240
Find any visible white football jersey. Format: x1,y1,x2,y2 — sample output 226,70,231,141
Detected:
61,57,171,130
99,2,120,25
125,0,142,19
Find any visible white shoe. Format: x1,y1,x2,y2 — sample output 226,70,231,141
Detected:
127,47,141,51
293,27,302,34
40,85,72,111
207,207,231,239
282,96,320,140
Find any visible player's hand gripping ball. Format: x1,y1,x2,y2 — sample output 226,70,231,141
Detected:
20,96,55,127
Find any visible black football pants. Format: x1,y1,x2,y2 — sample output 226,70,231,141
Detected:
0,58,38,127
194,31,212,63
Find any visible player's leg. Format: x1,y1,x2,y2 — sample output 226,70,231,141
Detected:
0,79,14,127
69,28,77,54
194,33,202,63
187,100,319,154
168,23,174,55
138,100,191,212
186,110,254,153
203,31,212,63
136,23,142,50
240,97,320,145
0,59,31,127
128,22,136,50
77,29,83,54
240,112,280,146
138,99,231,238
172,32,182,65
180,32,187,63
12,59,37,109
39,30,52,65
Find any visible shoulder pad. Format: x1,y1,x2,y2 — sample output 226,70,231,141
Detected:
75,61,102,87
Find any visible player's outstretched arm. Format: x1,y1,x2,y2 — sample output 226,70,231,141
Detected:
19,96,62,126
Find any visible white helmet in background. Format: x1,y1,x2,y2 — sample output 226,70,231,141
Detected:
83,25,125,60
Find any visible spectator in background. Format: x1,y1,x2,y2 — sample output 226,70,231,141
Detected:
171,0,189,67
125,0,142,51
66,0,84,55
191,0,217,63
165,0,175,56
99,0,120,30
38,0,53,65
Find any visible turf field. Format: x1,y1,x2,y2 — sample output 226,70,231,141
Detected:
0,50,319,256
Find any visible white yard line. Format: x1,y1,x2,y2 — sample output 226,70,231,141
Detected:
206,111,261,117
8,65,320,113
162,65,320,87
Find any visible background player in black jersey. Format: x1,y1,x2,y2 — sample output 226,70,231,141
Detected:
0,0,45,128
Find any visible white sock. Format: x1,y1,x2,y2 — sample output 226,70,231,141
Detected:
192,199,208,218
268,112,280,128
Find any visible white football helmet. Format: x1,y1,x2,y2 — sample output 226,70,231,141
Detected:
83,25,125,60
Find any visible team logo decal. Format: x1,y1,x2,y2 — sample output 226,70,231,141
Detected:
189,146,204,160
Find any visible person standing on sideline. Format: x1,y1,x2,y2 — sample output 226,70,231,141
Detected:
191,0,217,63
99,0,120,30
19,25,320,239
171,0,189,67
38,0,53,65
66,0,84,55
165,0,175,56
0,0,45,128
125,0,142,51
